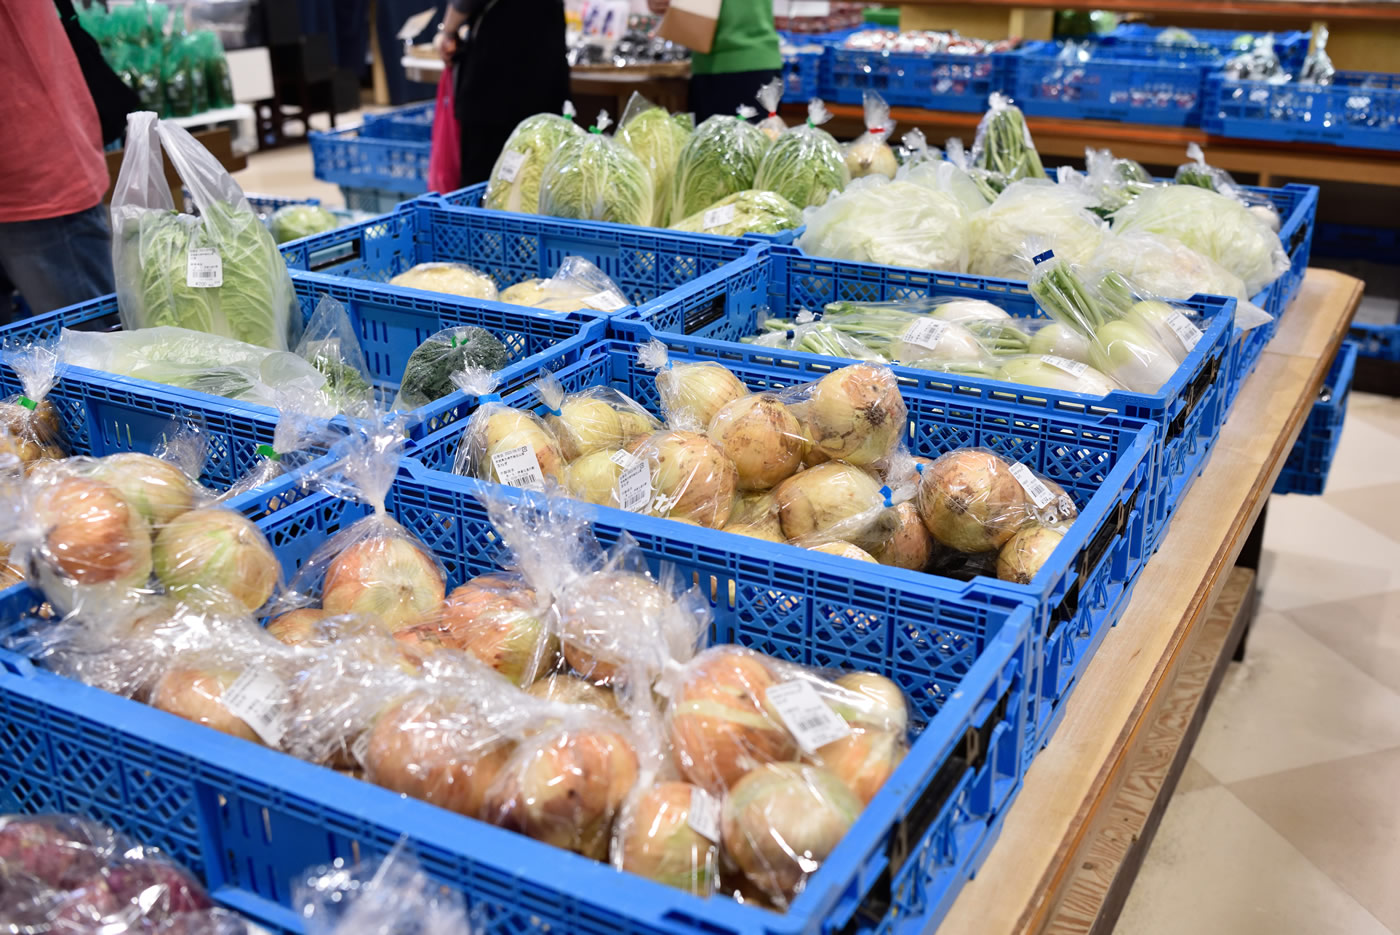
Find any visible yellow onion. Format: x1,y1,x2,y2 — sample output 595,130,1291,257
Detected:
632,431,737,528
617,782,720,896
801,365,905,466
435,576,555,685
481,409,566,484
33,475,152,586
322,534,446,632
870,501,934,570
525,673,623,717
657,362,749,429
773,462,881,540
546,396,625,461
707,394,805,490
808,541,877,563
996,524,1066,584
917,450,1029,553
92,453,198,528
151,666,267,745
153,508,279,611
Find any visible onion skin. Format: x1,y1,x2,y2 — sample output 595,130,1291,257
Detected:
265,609,329,645
773,462,881,540
658,363,749,429
707,395,806,491
92,453,197,528
557,571,674,684
808,541,877,563
720,762,863,906
808,727,905,804
833,672,909,733
802,365,906,466
482,410,567,484
34,476,152,585
0,400,65,468
436,578,554,685
617,782,720,896
564,449,625,507
152,667,262,745
526,673,624,717
870,501,935,570
153,509,279,612
322,536,446,632
917,450,1029,553
996,524,1066,584
547,397,624,461
723,491,785,541
633,431,737,529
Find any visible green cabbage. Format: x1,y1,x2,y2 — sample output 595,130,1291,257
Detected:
484,113,584,213
669,190,802,237
752,111,849,209
269,204,339,243
538,129,654,226
669,114,770,223
618,105,691,226
967,179,1105,280
797,178,970,272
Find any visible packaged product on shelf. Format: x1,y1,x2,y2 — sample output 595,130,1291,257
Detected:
269,202,340,243
393,324,509,412
538,112,655,227
616,92,693,227
535,370,660,462
1173,142,1281,231
484,106,585,213
752,99,850,209
971,92,1047,182
844,90,898,180
450,368,567,486
0,340,68,470
498,255,631,314
797,174,971,272
669,108,772,223
967,177,1106,280
639,337,750,429
667,189,802,237
389,261,500,299
755,77,787,139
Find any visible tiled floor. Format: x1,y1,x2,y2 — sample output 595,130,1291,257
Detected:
1116,390,1400,935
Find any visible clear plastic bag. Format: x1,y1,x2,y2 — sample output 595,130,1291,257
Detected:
706,391,809,491
388,261,499,300
775,362,907,468
617,93,693,227
845,91,898,180
295,842,476,935
535,370,660,461
796,175,970,272
967,178,1106,280
667,189,802,237
499,256,631,314
628,429,738,528
0,340,67,470
669,108,772,224
484,108,585,214
638,338,750,430
747,316,889,362
971,92,1046,182
392,325,509,412
538,112,655,227
752,99,850,209
111,112,297,352
755,77,787,139
815,299,1027,363
450,369,567,487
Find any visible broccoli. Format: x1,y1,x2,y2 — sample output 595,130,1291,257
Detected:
397,326,509,410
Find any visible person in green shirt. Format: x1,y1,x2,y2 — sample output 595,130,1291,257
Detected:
649,0,782,121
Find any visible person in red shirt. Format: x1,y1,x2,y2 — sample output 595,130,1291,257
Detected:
0,2,115,316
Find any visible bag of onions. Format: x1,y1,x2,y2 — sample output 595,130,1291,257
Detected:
844,90,898,180
451,368,567,487
0,340,68,470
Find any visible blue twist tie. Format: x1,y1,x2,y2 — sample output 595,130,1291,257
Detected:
480,392,502,404
543,404,563,417
785,329,796,340
1032,249,1055,265
915,462,925,475
880,485,893,508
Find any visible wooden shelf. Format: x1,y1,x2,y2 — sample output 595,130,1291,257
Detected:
895,0,1400,21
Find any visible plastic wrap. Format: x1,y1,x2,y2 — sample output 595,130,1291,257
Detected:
269,202,339,243
535,370,660,462
775,362,907,468
747,317,889,362
0,340,67,470
755,77,787,139
816,299,1028,363
484,108,585,213
705,392,809,491
797,175,970,272
752,100,849,209
292,294,376,416
294,843,475,935
1080,147,1154,216
1300,24,1335,84
845,91,898,180
450,368,566,487
111,112,297,351
668,189,802,237
617,93,693,227
538,112,655,226
968,178,1106,280
388,261,500,300
638,338,751,430
628,429,739,528
669,109,772,223
971,93,1046,182
499,256,631,314
392,325,509,413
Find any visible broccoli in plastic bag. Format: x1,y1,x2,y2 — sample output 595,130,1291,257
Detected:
394,326,509,411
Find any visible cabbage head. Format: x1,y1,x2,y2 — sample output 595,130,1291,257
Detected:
538,130,654,227
669,115,770,223
967,179,1105,280
389,262,499,300
752,122,849,209
670,190,801,237
618,106,691,226
797,177,969,272
269,203,339,243
1110,185,1289,295
484,113,584,213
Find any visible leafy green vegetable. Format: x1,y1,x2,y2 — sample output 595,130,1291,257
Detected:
538,124,654,226
270,204,340,243
669,190,802,237
617,102,692,226
752,103,849,209
485,113,585,213
396,326,509,410
669,114,771,223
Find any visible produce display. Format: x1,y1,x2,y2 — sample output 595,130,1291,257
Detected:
390,262,500,300
484,110,585,213
393,326,509,411
669,190,803,237
841,28,1018,56
845,91,898,180
669,110,773,226
752,100,850,209
617,93,693,227
268,203,341,244
538,113,655,227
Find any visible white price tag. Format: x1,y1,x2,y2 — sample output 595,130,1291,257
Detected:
616,460,652,512
1009,462,1054,510
583,290,628,312
186,248,223,288
1040,355,1088,378
497,150,527,183
1165,311,1203,351
765,680,850,753
687,786,722,842
702,203,736,230
491,444,546,488
901,318,950,351
222,669,288,746
610,449,640,469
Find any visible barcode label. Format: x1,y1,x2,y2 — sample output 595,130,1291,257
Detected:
583,290,628,312
491,444,546,488
1165,311,1203,350
765,680,850,753
616,459,651,512
610,449,640,469
687,786,722,842
1009,462,1054,509
222,669,287,746
497,150,527,182
702,203,736,230
186,248,223,288
901,318,950,351
1041,354,1088,377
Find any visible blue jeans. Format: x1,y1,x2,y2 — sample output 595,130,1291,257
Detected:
0,203,115,317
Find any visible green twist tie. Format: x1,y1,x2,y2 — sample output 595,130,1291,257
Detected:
256,444,282,461
16,396,37,411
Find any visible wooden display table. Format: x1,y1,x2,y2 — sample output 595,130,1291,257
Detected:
936,268,1362,935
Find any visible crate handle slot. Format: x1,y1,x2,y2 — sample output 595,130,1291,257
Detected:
1165,351,1221,443
307,239,363,273
684,293,729,335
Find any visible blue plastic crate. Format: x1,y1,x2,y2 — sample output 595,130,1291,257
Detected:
1348,321,1400,362
412,335,1157,759
0,277,606,442
1104,25,1310,66
0,456,1034,935
1248,183,1318,319
782,45,824,102
1274,340,1359,495
340,185,414,214
627,246,1233,555
360,102,435,142
819,43,1009,111
245,193,320,215
1204,70,1400,151
1008,39,1218,126
310,125,430,195
1223,316,1278,414
282,201,768,342
1313,221,1399,264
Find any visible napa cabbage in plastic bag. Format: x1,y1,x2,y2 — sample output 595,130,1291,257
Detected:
389,262,499,300
797,177,969,272
669,108,771,223
968,179,1105,280
669,190,802,237
617,93,692,227
538,112,654,226
752,99,849,209
484,108,584,213
499,256,631,313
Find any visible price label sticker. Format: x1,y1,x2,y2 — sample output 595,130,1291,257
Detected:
186,248,223,288
901,318,950,351
702,203,736,230
222,669,288,746
616,459,652,512
1165,311,1203,351
491,444,546,488
610,449,640,469
765,680,850,753
688,786,723,842
583,290,628,312
1040,354,1088,378
497,150,527,183
1009,462,1055,509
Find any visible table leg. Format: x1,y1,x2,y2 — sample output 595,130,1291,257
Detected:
1232,500,1267,661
